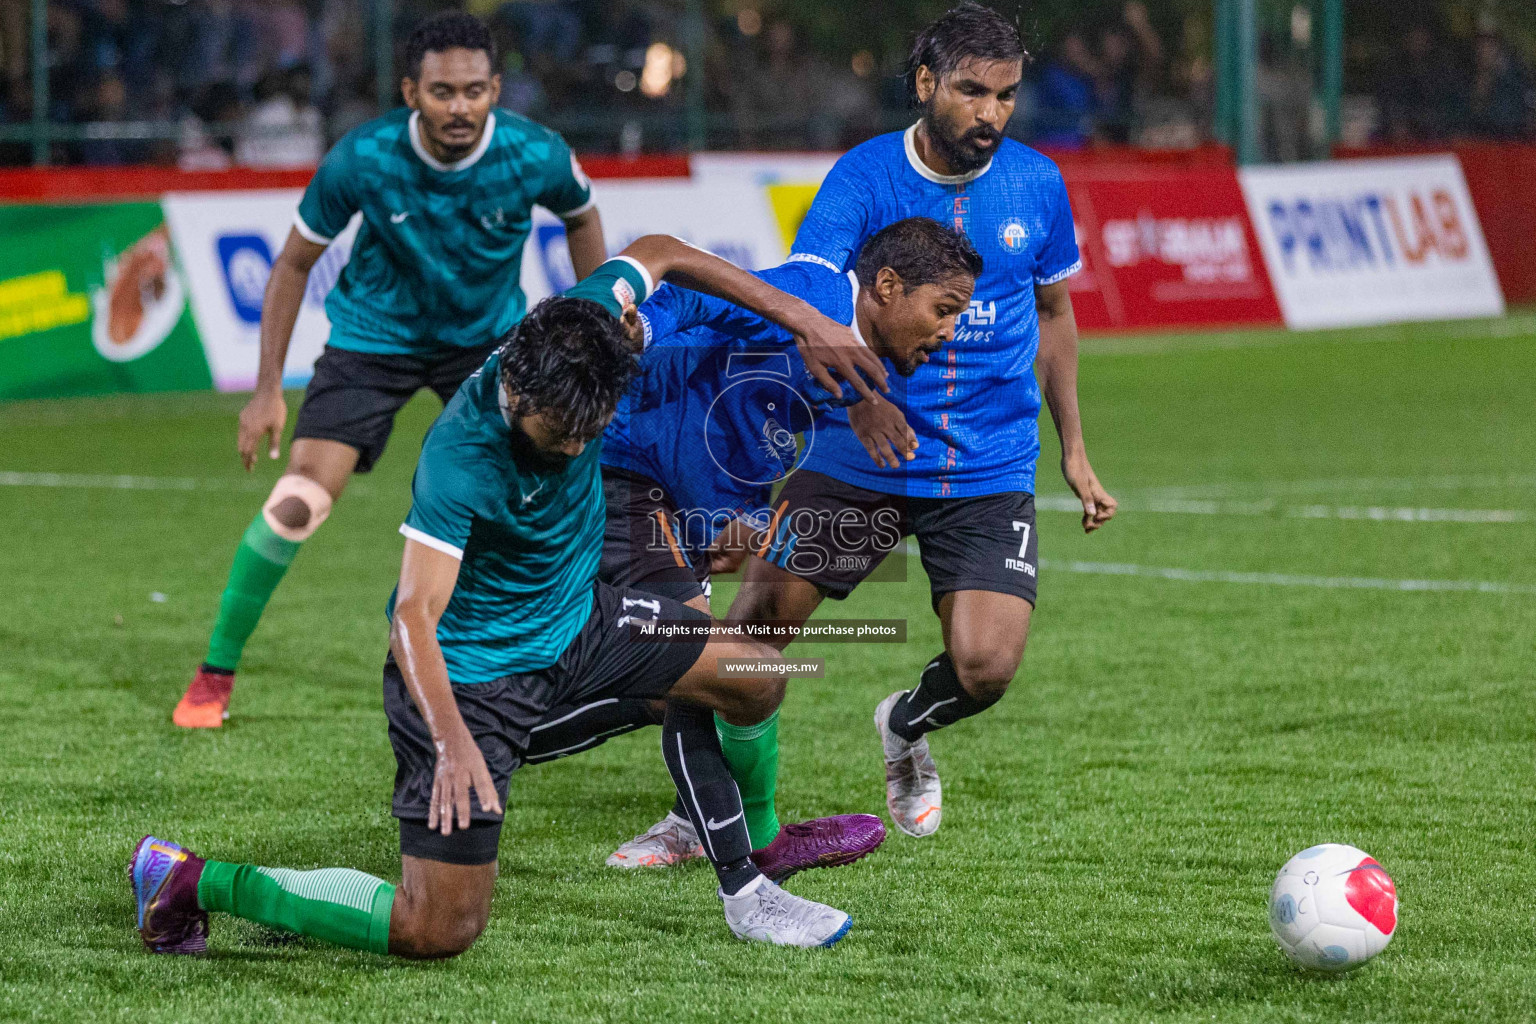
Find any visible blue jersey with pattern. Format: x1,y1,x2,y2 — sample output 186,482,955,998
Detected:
789,125,1081,497
390,258,650,684
296,108,593,356
601,262,859,559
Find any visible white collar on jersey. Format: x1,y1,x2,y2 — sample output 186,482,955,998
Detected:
846,270,869,345
409,109,497,173
903,122,993,185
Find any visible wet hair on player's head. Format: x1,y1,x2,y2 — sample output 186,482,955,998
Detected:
906,2,1029,105
404,11,498,80
854,217,984,290
495,296,638,441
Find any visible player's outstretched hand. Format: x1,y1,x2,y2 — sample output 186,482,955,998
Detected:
1062,454,1117,533
793,313,889,403
237,389,288,472
848,394,918,470
429,726,502,836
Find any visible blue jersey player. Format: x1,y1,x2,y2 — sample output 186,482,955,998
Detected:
725,3,1118,840
176,13,610,730
581,220,980,871
132,235,888,959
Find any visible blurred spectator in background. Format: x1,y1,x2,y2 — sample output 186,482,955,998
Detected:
178,78,239,170
1093,2,1164,144
1378,24,1465,143
235,64,323,168
1468,24,1535,140
1032,30,1097,150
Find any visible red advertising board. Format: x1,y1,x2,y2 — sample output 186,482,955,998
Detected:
1061,165,1283,333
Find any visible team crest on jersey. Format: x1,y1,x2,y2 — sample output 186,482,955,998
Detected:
998,219,1029,253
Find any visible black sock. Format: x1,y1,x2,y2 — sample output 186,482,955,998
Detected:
524,698,663,764
887,652,1001,742
661,701,759,895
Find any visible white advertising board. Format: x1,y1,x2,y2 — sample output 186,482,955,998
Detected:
1238,157,1504,329
163,190,357,391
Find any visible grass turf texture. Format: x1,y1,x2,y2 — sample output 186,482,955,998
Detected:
2,314,1534,1023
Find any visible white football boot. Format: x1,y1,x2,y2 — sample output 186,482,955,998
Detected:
720,876,852,947
874,691,943,837
605,811,704,869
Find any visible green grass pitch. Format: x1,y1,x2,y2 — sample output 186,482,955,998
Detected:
1,314,1534,1022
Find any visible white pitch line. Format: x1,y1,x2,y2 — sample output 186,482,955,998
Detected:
1126,472,1536,500
1032,494,1529,523
1040,559,1536,596
0,471,216,490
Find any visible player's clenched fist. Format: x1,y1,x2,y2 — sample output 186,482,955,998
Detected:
237,389,288,471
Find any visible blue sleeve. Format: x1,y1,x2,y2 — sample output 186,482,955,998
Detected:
1034,168,1082,286
789,154,873,274
637,263,848,348
400,452,481,559
294,141,358,244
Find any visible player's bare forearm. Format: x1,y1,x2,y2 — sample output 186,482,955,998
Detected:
562,207,607,281
390,540,467,745
1034,280,1086,460
619,234,889,400
619,234,819,334
254,229,326,395
1035,280,1117,531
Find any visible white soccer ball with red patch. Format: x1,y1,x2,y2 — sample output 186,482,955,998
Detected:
1269,843,1397,972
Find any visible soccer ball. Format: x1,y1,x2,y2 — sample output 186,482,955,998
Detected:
1268,843,1398,972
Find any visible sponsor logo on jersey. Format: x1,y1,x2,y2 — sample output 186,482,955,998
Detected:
610,278,637,309
998,219,1029,253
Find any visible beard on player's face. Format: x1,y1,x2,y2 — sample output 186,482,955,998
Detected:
922,100,1003,174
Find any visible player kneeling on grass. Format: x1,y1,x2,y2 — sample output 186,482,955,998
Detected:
132,236,892,956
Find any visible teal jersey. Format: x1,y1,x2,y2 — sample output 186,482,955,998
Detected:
392,258,652,683
295,107,593,356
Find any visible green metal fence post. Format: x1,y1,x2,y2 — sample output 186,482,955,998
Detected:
375,0,395,114
1214,0,1234,146
30,0,47,165
1320,0,1343,151
1235,0,1260,165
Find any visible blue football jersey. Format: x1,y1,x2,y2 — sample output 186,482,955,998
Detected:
788,125,1082,497
601,262,861,560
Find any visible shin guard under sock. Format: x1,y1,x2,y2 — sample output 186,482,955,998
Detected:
197,860,394,954
204,514,301,672
661,701,759,895
887,652,1002,742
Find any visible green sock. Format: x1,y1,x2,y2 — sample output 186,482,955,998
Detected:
197,860,394,955
204,513,301,672
716,710,781,849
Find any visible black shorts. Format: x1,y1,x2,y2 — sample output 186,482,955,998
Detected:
385,581,710,865
599,466,712,605
293,341,498,472
760,469,1039,609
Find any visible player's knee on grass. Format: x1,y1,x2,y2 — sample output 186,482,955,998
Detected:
260,474,333,542
389,857,495,959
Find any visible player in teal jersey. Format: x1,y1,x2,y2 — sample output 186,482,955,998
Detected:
133,235,889,955
175,13,613,729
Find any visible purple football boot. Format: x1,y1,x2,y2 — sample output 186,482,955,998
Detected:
129,835,209,954
750,813,887,883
